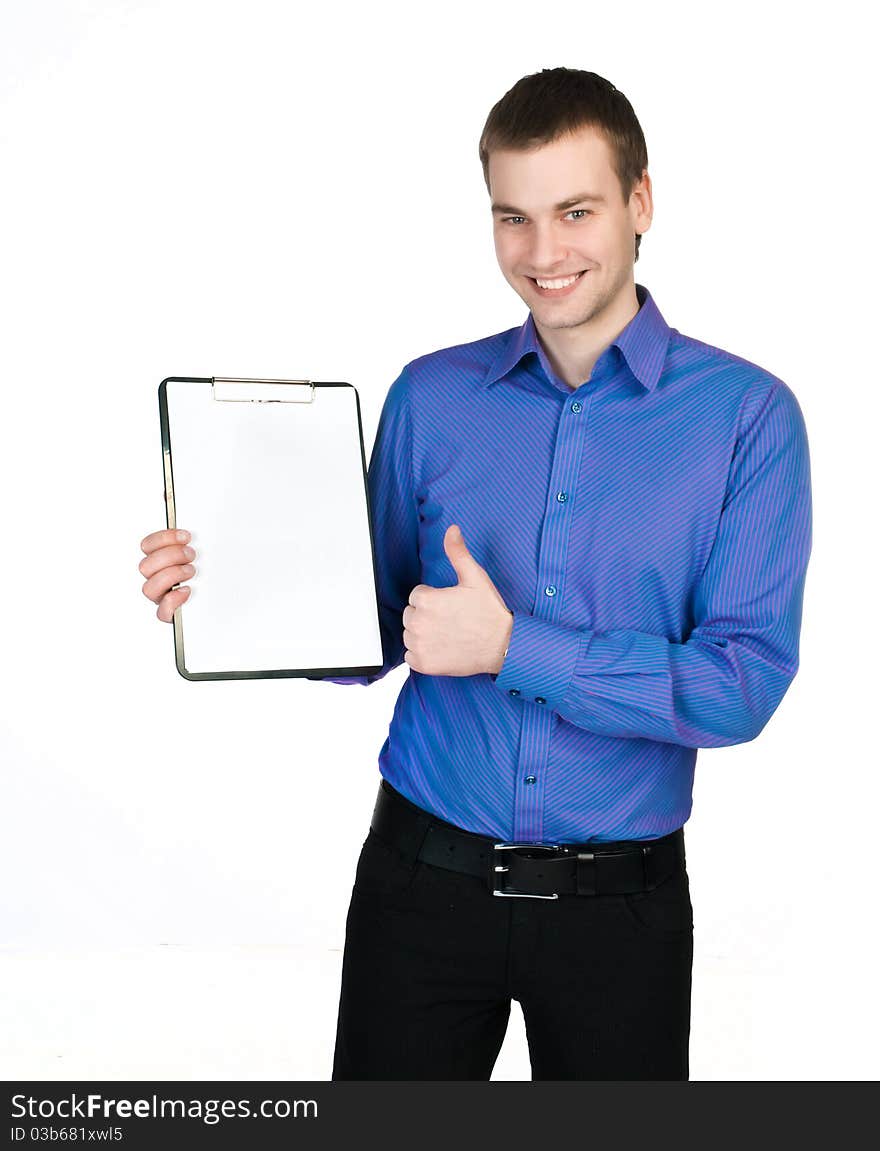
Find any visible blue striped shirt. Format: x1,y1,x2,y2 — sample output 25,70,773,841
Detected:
326,283,812,842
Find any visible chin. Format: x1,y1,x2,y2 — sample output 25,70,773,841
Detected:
540,311,594,330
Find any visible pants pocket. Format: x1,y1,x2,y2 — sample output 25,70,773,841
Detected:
352,829,423,899
618,867,694,939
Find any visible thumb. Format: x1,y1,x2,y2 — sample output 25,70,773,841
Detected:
444,524,487,586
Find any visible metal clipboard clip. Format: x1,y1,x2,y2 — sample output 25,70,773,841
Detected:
211,377,316,403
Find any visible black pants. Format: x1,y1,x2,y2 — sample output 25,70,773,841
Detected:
332,782,693,1081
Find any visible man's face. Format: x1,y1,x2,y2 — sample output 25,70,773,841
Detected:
489,126,651,330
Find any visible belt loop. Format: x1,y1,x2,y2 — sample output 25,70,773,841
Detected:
407,813,432,866
576,851,596,896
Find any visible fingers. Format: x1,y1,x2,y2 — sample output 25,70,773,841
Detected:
157,585,191,624
142,559,196,606
138,528,197,618
139,540,196,581
140,527,190,554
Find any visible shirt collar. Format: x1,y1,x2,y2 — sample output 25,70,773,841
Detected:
483,281,671,393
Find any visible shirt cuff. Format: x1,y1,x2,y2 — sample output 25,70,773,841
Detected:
492,612,585,709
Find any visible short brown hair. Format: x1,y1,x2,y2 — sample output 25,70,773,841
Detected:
478,67,649,262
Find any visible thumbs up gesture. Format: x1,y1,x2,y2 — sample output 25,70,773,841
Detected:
402,524,514,677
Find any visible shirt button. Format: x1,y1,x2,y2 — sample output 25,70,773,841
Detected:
535,697,546,705
525,775,537,785
571,401,582,413
508,688,520,697
544,585,557,597
556,491,568,503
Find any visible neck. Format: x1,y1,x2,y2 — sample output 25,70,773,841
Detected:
533,279,640,390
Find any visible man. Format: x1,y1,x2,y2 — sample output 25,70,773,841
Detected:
139,68,812,1080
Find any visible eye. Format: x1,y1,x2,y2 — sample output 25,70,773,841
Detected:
501,209,593,225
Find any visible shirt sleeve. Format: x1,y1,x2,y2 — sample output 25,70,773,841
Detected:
492,381,813,748
311,365,420,686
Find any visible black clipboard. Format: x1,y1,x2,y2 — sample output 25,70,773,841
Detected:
158,376,384,681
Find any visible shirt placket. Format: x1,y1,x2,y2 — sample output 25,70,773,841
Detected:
512,385,594,841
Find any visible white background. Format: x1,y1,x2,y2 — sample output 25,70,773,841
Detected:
1,0,876,1081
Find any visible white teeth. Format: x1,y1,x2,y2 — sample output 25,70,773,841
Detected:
535,271,583,289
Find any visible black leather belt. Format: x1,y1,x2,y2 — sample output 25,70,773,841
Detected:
371,779,685,900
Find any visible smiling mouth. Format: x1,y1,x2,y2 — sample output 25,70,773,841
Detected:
527,269,589,295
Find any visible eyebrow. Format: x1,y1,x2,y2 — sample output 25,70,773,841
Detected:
490,192,607,215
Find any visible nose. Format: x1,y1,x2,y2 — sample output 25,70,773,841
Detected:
525,223,572,276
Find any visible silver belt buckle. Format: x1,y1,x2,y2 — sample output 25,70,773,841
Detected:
491,842,568,899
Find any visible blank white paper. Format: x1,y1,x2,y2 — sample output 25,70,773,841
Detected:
162,378,383,677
